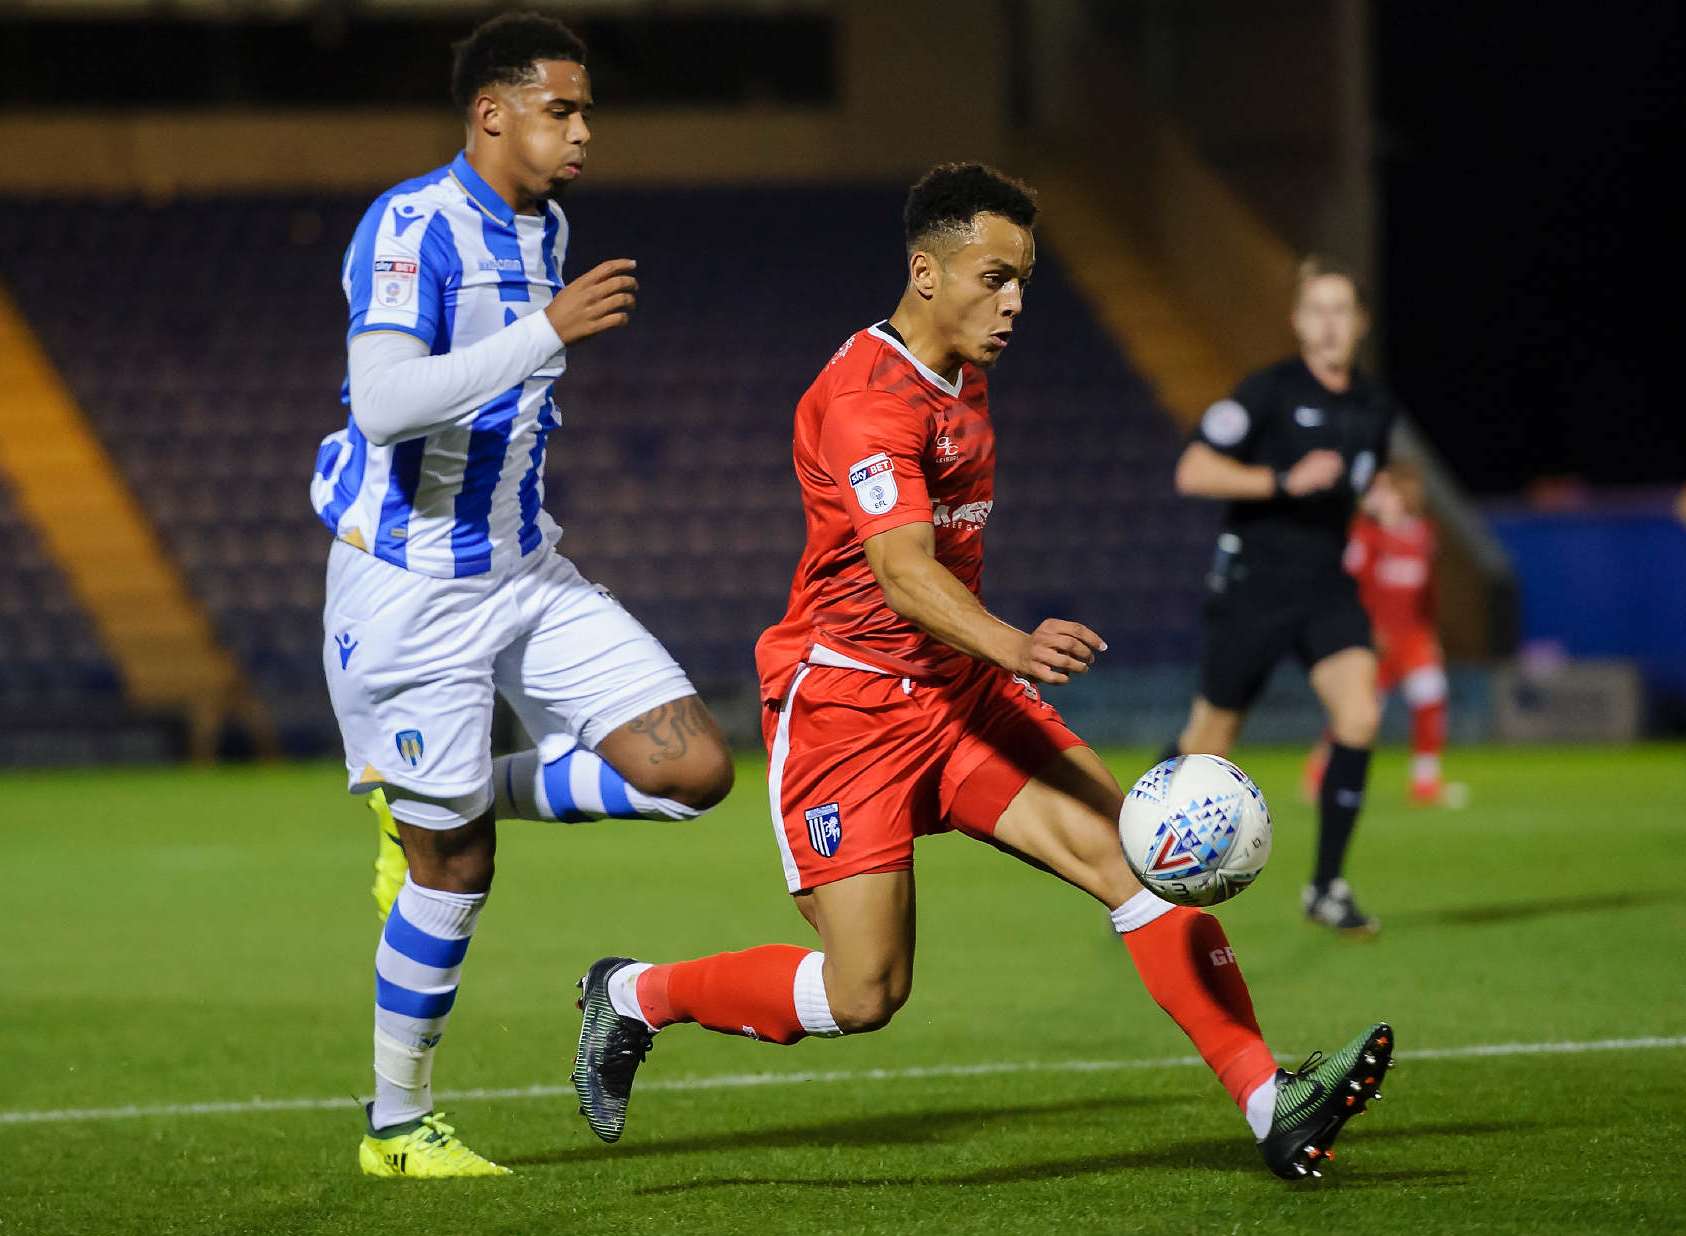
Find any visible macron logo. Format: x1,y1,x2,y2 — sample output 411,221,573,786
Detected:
335,632,359,669
390,205,423,238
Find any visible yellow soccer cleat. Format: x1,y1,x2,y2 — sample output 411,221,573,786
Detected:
369,788,408,923
358,1111,512,1179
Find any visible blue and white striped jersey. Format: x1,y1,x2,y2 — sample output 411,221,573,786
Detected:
311,152,569,578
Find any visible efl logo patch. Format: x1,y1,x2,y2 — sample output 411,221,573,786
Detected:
804,802,842,858
373,257,418,307
848,452,898,515
395,729,425,767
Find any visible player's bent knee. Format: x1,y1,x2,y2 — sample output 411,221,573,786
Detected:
1331,700,1381,748
625,744,734,811
829,980,910,1034
675,748,735,811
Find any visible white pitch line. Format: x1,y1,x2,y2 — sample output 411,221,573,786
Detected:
1,1035,1681,1128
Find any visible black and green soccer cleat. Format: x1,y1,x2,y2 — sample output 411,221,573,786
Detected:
1259,1022,1395,1180
571,956,654,1144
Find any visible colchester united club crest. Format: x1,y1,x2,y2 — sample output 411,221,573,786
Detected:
395,729,425,768
804,801,842,858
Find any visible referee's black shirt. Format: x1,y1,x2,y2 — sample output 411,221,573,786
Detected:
1192,356,1397,585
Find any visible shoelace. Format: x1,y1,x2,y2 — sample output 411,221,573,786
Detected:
418,1113,458,1145
1293,1051,1325,1078
601,1028,653,1090
415,1113,491,1166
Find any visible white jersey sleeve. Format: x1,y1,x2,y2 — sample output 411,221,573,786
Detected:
348,314,563,447
344,195,453,347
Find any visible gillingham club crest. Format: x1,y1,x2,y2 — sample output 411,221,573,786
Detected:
395,729,425,768
804,802,842,858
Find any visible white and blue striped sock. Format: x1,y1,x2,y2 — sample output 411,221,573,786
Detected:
370,876,484,1130
492,745,700,823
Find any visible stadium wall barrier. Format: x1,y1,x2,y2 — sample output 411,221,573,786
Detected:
1488,499,1686,730
1045,663,1494,752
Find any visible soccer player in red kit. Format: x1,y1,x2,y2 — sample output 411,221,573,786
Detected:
571,164,1393,1180
1304,463,1457,805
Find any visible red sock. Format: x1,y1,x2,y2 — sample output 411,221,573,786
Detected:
1412,699,1446,771
636,945,812,1045
1122,907,1277,1107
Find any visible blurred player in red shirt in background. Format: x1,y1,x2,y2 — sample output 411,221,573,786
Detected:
1304,460,1461,806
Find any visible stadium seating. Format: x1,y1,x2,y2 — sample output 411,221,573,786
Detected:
0,186,1213,755
0,476,173,762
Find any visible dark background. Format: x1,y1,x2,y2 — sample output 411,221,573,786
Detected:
3,3,1681,497
1377,3,1686,493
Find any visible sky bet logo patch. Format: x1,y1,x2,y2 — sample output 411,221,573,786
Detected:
373,257,418,308
805,802,842,858
395,730,425,767
848,453,897,515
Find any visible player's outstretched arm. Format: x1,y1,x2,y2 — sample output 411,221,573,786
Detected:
863,523,1105,685
1174,441,1343,501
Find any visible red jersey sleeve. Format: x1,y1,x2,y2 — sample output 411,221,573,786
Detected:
816,390,934,540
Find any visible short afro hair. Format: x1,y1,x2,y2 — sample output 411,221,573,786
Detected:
451,12,588,113
903,162,1038,255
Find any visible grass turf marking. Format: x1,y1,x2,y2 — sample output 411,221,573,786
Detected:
1,1035,1680,1128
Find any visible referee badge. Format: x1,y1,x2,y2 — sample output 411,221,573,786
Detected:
804,802,843,858
1200,399,1250,447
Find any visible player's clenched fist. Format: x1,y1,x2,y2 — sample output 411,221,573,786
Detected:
546,258,638,344
1015,619,1107,685
1281,448,1344,496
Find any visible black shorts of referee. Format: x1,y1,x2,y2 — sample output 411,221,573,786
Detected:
1198,536,1373,712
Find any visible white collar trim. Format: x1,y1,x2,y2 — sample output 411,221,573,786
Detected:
867,322,962,397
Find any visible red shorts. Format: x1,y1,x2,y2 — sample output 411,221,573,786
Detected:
761,658,1085,893
1374,624,1442,692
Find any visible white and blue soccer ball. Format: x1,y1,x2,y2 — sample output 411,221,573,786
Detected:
1119,755,1272,907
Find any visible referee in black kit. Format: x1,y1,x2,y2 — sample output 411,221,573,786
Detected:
1163,257,1396,934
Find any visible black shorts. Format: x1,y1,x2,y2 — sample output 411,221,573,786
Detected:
1198,576,1373,712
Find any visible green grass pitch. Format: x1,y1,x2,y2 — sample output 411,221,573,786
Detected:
4,745,1684,1234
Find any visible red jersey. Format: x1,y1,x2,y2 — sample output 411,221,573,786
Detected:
755,323,996,702
1343,513,1436,632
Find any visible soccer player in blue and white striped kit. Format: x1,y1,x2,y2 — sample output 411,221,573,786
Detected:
311,13,733,1178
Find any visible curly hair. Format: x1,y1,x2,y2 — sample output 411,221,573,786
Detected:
903,163,1038,255
450,12,588,113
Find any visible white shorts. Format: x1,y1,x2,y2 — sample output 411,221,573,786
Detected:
322,539,695,800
